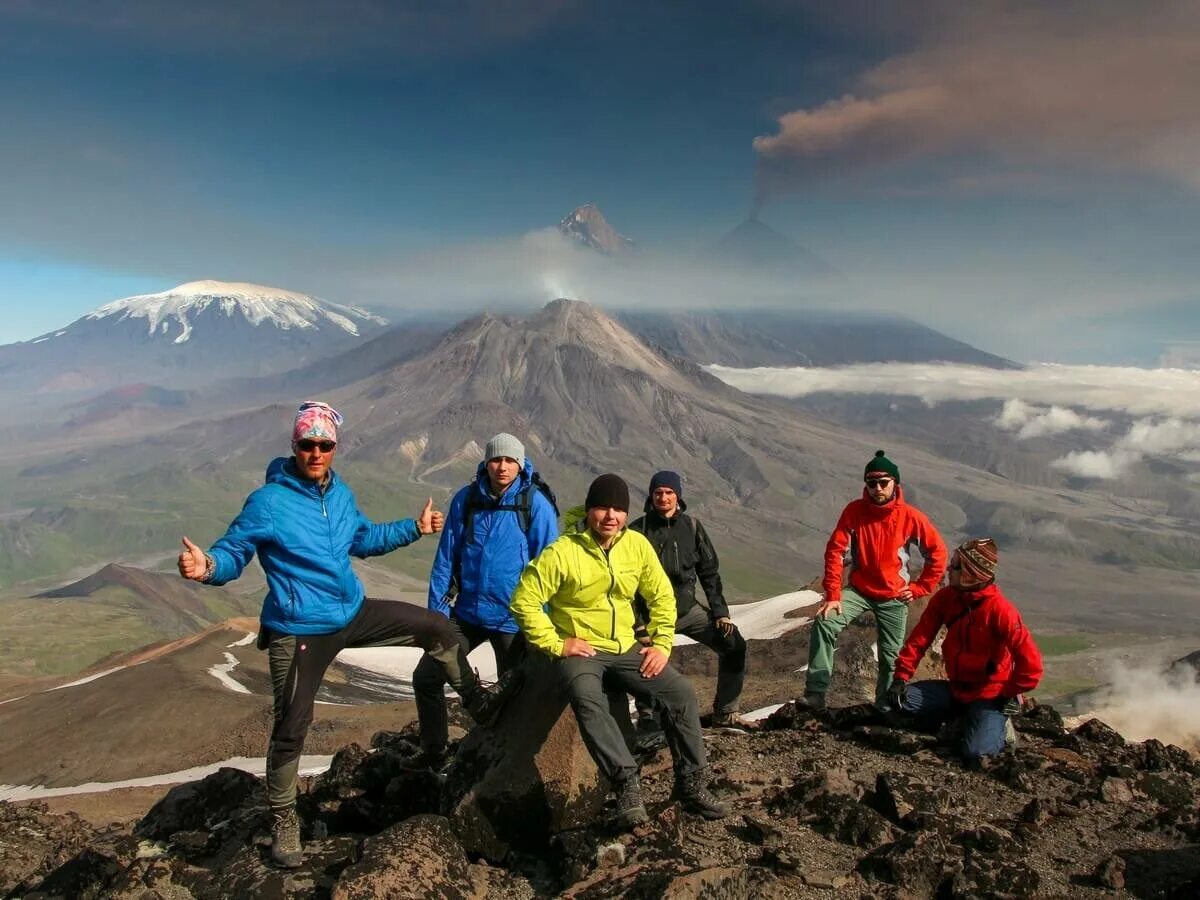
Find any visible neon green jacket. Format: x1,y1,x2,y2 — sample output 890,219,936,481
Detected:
509,510,677,658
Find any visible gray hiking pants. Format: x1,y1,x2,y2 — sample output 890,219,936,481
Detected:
559,647,706,786
265,597,473,811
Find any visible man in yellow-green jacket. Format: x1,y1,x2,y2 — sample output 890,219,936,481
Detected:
510,473,728,828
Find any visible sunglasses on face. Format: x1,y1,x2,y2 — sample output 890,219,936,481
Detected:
949,561,962,572
296,439,336,453
865,477,894,488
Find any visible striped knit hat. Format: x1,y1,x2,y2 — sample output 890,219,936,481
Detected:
957,538,998,583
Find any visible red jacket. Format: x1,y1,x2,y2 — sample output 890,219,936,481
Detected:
822,485,947,604
894,582,1043,703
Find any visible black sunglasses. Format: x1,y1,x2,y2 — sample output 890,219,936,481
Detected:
865,477,894,487
296,439,336,453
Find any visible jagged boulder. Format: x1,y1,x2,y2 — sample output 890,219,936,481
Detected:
134,767,263,840
443,653,607,861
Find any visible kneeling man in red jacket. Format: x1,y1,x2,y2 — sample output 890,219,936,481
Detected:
889,538,1043,761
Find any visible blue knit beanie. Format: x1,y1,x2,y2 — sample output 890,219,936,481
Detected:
648,470,683,499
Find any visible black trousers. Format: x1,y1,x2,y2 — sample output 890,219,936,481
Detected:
265,597,471,809
634,604,747,718
412,616,525,751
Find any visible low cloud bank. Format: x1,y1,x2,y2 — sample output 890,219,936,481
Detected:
1079,660,1200,753
708,362,1200,480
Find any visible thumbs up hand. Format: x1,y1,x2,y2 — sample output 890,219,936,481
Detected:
178,536,209,581
417,497,443,535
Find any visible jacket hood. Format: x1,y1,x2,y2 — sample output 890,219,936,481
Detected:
948,581,1002,610
859,481,906,513
265,455,337,491
473,457,535,500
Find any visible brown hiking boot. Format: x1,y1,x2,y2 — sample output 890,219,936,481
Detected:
270,806,303,869
673,768,728,820
709,711,757,730
800,691,827,711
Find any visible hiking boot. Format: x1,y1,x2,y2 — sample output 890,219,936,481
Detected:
673,769,729,820
709,711,757,730
613,773,649,828
800,691,826,711
270,806,303,869
461,667,522,726
399,745,449,772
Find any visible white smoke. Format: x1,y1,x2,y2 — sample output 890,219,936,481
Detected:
1078,660,1200,753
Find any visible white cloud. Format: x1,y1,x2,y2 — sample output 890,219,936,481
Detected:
709,361,1200,480
994,398,1108,440
707,361,1200,418
1051,449,1142,480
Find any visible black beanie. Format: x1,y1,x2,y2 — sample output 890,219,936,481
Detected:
585,474,630,512
648,470,683,499
865,449,900,481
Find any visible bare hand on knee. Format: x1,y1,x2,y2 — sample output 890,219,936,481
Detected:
561,638,596,657
817,599,842,619
639,646,668,678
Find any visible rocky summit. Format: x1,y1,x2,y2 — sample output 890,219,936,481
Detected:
4,687,1200,899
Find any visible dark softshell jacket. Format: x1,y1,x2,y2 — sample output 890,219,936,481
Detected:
629,502,729,621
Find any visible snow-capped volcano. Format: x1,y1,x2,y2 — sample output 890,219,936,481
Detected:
84,280,386,344
3,280,390,396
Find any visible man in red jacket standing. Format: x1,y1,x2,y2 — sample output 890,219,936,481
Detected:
804,450,948,710
889,538,1044,760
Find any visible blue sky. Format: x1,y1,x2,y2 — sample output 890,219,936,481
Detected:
1,1,1198,363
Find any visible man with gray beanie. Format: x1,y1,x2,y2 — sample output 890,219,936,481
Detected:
629,470,748,728
510,474,727,828
411,432,559,769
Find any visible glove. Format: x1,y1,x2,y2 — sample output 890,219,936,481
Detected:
1000,696,1023,717
634,625,653,648
887,679,908,710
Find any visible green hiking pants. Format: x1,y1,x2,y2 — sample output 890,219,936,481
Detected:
804,587,908,706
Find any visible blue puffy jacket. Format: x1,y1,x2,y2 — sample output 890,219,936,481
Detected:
206,457,422,635
428,460,559,633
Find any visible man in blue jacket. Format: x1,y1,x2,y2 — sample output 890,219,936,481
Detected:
411,432,559,769
178,402,502,869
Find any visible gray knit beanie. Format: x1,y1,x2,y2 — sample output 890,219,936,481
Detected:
485,432,525,466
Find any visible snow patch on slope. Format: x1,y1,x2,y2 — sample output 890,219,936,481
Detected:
84,280,386,344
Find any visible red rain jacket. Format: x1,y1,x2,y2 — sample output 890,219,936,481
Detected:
894,582,1044,703
822,485,948,604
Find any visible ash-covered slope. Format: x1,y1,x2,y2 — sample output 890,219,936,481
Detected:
0,280,388,395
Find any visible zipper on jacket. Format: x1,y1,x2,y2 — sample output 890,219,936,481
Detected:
605,553,618,640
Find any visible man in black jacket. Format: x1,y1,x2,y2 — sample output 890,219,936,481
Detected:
629,470,749,727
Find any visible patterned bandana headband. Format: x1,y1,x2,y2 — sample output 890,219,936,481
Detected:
957,537,998,582
293,401,343,444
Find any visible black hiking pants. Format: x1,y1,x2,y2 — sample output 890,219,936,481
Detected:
412,617,525,752
265,597,472,810
634,604,747,719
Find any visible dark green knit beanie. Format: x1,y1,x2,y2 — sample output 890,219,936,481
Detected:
865,449,900,481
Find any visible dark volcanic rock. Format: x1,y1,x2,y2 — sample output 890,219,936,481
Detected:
804,794,897,849
443,653,606,861
331,815,477,900
134,767,263,841
1074,718,1126,749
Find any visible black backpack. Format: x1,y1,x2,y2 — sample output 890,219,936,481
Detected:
447,473,559,599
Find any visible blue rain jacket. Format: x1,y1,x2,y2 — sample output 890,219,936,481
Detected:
207,457,421,635
427,459,558,633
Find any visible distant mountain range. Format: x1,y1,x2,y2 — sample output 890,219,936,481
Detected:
0,280,388,395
